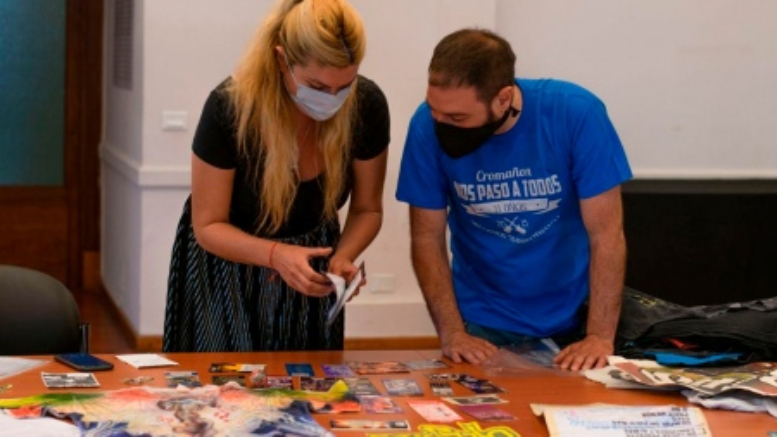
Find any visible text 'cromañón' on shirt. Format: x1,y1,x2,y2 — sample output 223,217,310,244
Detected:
396,78,632,337
192,75,390,238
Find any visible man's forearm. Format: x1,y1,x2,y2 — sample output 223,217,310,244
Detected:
411,236,465,340
586,229,626,342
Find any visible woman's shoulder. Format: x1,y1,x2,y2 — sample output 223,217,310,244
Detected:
355,75,387,106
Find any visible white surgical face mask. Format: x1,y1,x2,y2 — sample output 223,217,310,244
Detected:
285,57,352,121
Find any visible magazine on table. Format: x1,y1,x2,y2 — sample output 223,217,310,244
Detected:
608,356,777,397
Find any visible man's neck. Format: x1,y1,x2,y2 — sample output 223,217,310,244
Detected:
495,84,523,135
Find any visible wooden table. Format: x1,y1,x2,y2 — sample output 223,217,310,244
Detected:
1,350,774,436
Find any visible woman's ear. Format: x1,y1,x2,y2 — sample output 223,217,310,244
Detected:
275,46,287,71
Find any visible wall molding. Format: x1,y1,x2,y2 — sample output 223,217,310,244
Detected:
101,143,190,188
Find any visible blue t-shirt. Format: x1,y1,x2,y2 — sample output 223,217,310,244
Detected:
396,78,632,337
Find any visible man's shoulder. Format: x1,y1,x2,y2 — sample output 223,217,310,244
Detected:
519,78,600,102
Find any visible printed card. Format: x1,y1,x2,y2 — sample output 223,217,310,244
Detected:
300,377,338,392
382,378,424,396
211,374,245,386
165,371,201,388
442,395,508,406
347,361,410,375
403,359,450,370
322,364,355,377
455,375,507,394
344,378,381,396
254,376,293,390
209,362,265,373
330,419,410,431
41,372,99,389
430,380,454,396
426,373,469,381
359,395,404,414
407,400,463,423
459,404,517,421
285,363,315,377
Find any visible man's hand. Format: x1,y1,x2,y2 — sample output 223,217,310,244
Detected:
553,334,613,371
441,331,498,365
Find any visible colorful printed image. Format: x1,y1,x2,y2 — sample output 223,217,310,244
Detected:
300,377,338,392
359,395,404,414
331,419,410,430
0,382,361,435
164,371,201,388
347,361,410,375
209,362,266,373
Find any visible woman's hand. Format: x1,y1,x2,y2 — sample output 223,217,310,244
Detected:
271,243,334,297
328,255,365,301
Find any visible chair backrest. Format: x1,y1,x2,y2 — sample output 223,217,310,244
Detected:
0,265,81,355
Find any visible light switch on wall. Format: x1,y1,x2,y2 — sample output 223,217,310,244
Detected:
162,110,188,131
369,273,395,293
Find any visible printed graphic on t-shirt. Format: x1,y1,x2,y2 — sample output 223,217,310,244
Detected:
452,166,562,244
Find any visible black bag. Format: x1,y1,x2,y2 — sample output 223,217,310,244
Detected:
615,287,777,363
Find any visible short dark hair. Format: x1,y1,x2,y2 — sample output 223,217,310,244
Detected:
429,28,516,104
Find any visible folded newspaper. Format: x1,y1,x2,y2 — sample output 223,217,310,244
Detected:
325,262,364,326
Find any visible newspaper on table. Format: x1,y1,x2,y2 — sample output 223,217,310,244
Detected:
531,403,712,437
608,356,777,397
0,357,47,381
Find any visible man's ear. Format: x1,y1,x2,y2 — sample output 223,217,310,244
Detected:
497,85,513,106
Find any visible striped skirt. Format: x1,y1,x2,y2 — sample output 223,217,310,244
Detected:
163,198,344,352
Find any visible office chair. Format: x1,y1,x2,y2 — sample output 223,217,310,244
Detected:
0,265,83,355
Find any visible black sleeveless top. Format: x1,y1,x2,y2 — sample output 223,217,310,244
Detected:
191,76,390,238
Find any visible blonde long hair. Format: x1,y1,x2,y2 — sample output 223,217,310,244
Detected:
228,0,365,234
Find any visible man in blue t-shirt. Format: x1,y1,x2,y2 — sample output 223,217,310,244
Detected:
396,29,632,371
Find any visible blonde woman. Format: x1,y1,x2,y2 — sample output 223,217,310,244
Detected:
164,0,389,352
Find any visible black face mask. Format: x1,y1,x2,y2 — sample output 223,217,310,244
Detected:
435,106,520,159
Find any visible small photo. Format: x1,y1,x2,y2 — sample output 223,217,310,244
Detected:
211,374,246,386
346,361,409,375
209,362,265,373
359,395,404,414
300,377,338,392
285,363,315,377
456,376,507,394
404,359,450,370
322,364,355,377
165,371,201,388
344,378,381,395
442,395,508,406
382,378,424,396
330,419,410,430
459,404,517,421
41,372,100,389
254,376,293,390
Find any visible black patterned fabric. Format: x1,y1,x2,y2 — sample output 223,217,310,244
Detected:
163,198,344,352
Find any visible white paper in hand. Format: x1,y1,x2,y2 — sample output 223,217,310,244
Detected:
325,262,364,326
